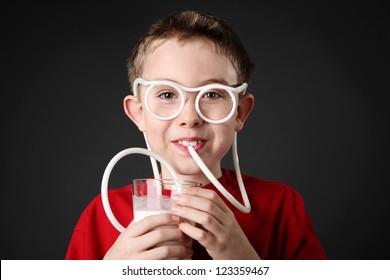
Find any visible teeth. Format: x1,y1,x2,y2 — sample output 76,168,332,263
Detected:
179,140,200,147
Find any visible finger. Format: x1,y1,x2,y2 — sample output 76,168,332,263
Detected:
126,213,180,238
178,221,215,250
172,203,224,236
136,224,193,253
173,192,227,226
181,187,231,212
142,244,193,260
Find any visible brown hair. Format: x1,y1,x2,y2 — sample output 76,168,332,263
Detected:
127,10,255,88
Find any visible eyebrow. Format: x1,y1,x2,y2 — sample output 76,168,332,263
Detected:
201,79,242,88
200,78,230,84
153,78,238,87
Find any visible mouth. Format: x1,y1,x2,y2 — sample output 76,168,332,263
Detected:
173,138,205,153
178,140,201,147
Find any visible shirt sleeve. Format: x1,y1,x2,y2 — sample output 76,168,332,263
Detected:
282,189,327,260
65,195,120,260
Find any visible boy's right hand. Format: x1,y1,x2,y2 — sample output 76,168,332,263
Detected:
103,213,193,260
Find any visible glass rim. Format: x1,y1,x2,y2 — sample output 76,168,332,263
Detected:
133,178,202,187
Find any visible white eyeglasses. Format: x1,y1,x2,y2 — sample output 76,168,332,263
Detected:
133,78,248,124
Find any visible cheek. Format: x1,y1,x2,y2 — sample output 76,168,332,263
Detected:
144,114,164,131
213,124,236,152
144,119,169,147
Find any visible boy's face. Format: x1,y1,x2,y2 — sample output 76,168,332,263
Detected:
125,37,253,182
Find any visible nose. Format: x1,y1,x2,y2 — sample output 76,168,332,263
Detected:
175,96,203,128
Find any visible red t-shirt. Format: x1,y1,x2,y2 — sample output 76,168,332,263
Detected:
65,169,326,259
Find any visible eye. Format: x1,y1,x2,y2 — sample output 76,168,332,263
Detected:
202,91,222,99
158,91,177,100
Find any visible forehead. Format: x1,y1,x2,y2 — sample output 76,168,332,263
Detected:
142,37,238,86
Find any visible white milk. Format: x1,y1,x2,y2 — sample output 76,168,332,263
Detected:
132,196,194,259
133,209,171,223
133,209,180,250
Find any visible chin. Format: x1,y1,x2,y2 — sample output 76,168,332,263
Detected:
172,162,203,177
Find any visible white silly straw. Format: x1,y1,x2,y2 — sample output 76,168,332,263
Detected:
102,132,251,232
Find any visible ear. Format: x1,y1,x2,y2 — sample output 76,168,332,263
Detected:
123,95,146,132
235,93,254,131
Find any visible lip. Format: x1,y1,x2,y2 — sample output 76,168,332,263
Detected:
172,137,206,154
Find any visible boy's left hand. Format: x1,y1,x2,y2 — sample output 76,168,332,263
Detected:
172,187,261,260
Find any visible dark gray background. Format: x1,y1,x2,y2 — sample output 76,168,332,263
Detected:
2,1,388,260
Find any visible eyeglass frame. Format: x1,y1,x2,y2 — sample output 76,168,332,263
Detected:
132,77,248,124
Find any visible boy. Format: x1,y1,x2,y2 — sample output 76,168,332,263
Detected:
66,10,326,260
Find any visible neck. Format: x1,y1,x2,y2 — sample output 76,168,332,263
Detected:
160,167,223,187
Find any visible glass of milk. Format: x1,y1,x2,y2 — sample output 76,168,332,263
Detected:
132,178,201,258
132,178,201,223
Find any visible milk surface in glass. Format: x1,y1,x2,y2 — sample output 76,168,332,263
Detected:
132,179,199,223
132,195,172,222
